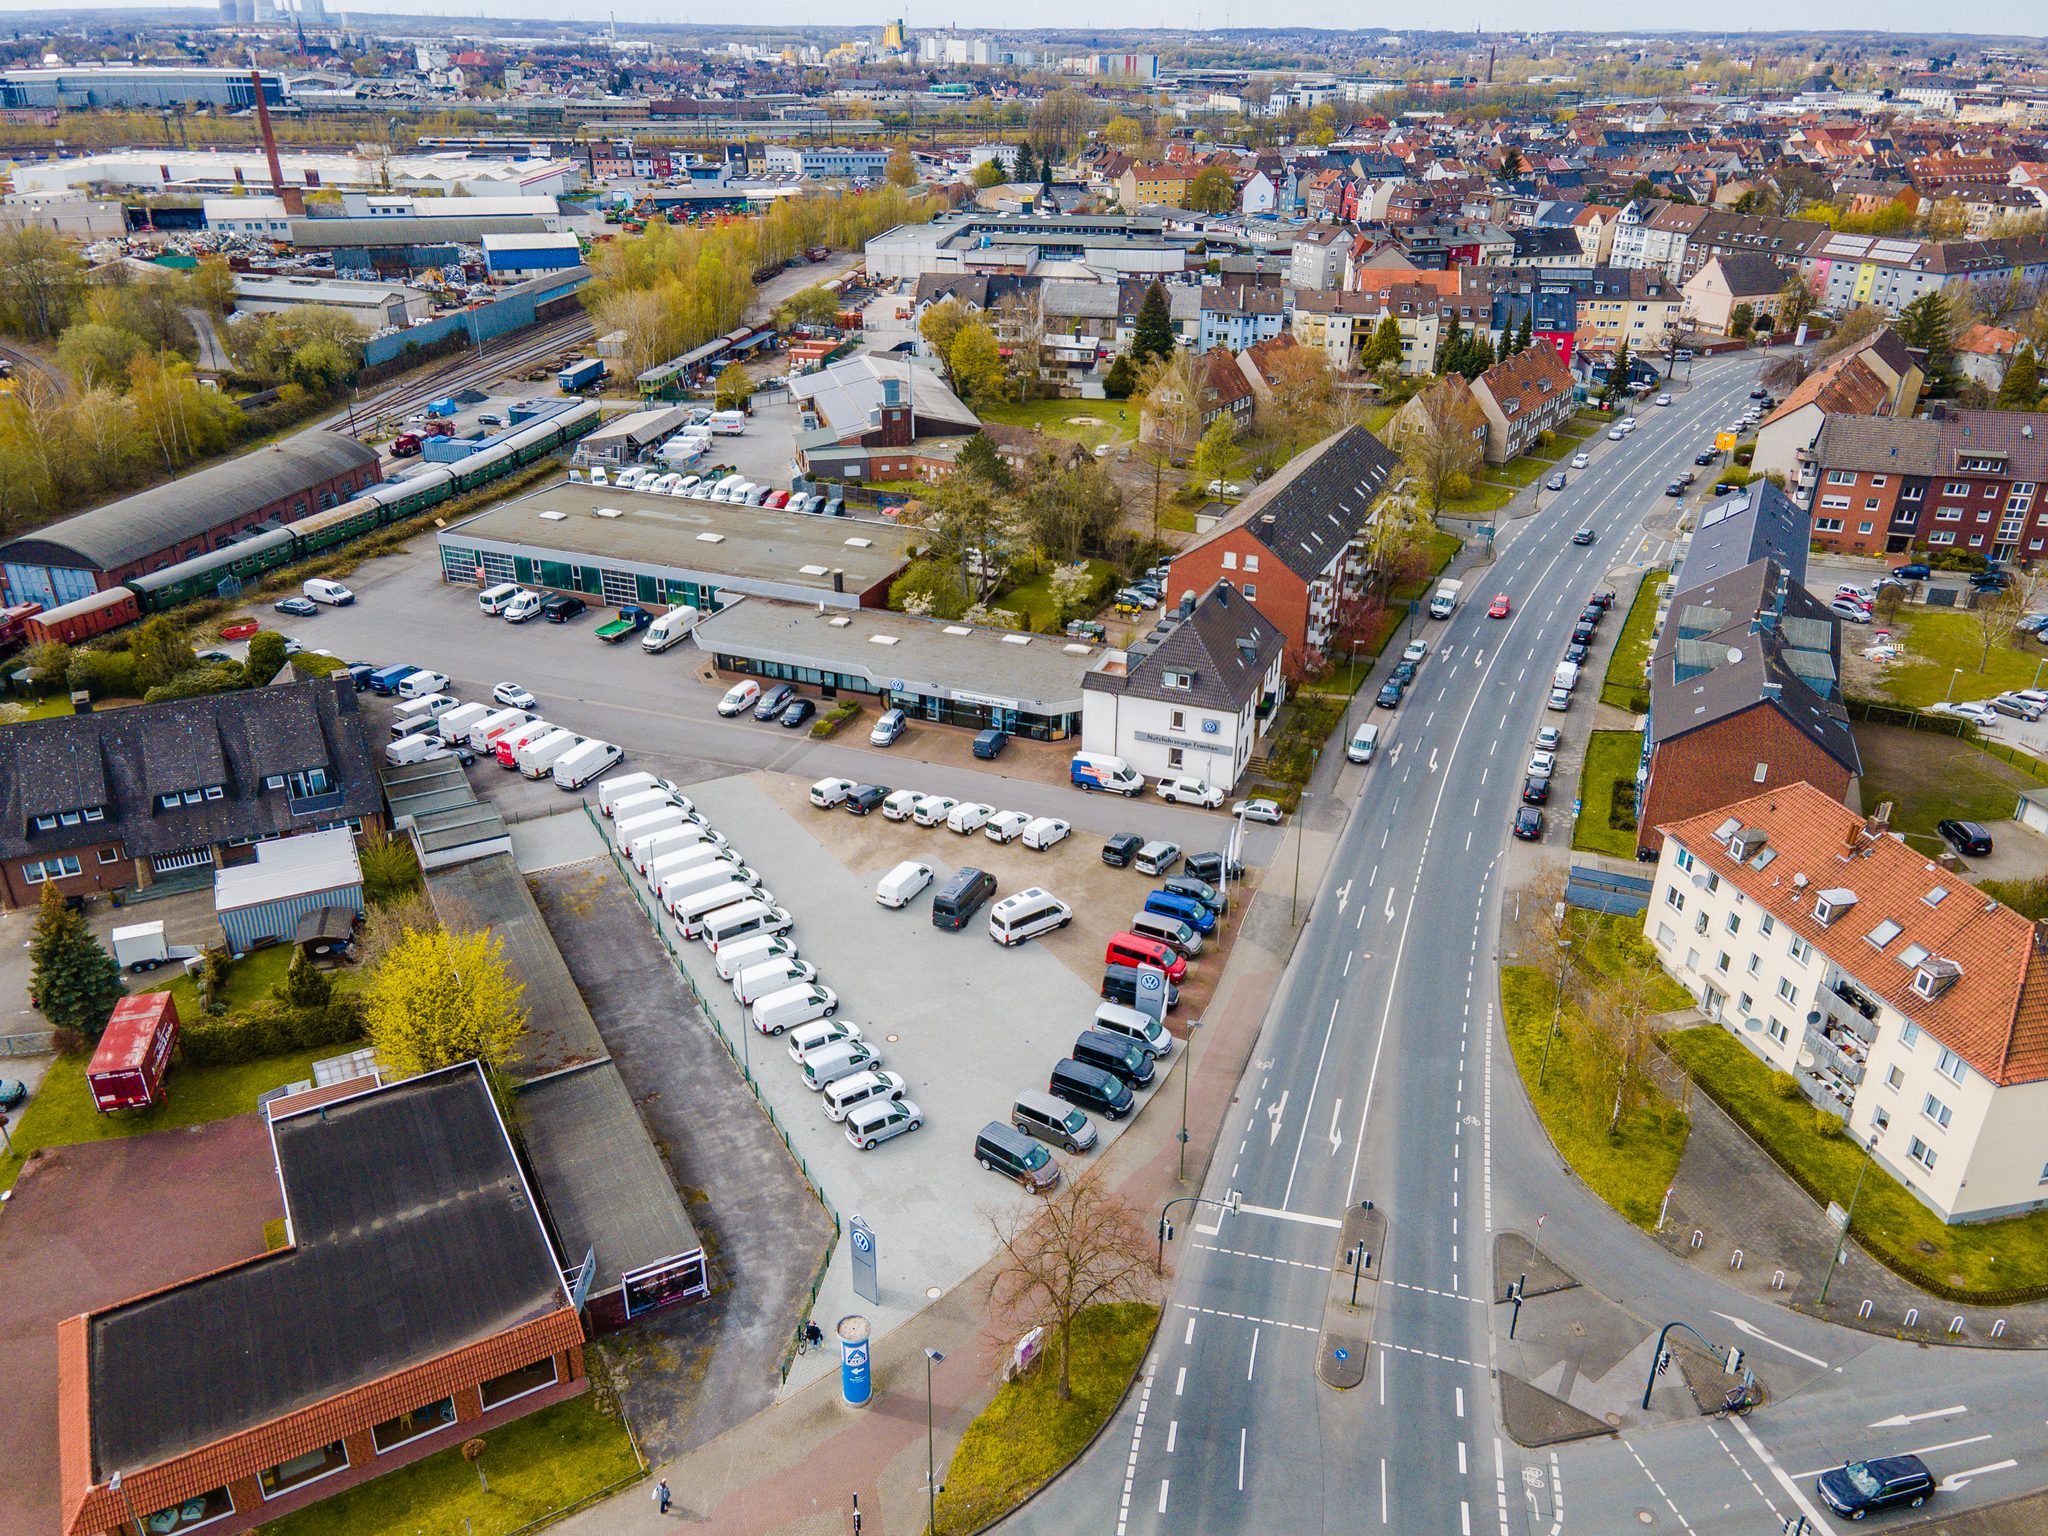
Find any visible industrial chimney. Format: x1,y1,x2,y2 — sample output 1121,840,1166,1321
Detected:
249,65,304,215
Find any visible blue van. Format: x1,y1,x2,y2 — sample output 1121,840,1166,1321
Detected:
1144,889,1216,935
366,663,420,696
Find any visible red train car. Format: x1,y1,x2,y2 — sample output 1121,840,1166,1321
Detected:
22,586,138,646
0,601,41,650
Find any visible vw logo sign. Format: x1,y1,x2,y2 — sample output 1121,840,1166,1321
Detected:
1138,971,1163,991
1202,718,1219,734
852,1226,873,1254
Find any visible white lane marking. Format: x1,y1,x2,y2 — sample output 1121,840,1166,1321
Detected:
1174,1301,1318,1333
1114,1360,1156,1536
1868,1405,1967,1429
1167,1420,1177,1453
1281,1003,1338,1200
1247,1327,1260,1380
1185,1316,1196,1346
1239,1427,1248,1492
1709,1310,1831,1369
1158,1479,1169,1513
1267,1088,1289,1146
1623,1438,1698,1536
1455,1386,1465,1417
1938,1460,2018,1493
1381,1458,1388,1523
1457,1441,1467,1475
1460,1500,1471,1535
1729,1414,1839,1535
1792,1434,1991,1477
1175,1365,1185,1396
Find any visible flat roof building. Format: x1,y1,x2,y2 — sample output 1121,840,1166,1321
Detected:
231,273,429,328
435,480,917,615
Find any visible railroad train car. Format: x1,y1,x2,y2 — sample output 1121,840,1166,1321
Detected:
24,585,139,646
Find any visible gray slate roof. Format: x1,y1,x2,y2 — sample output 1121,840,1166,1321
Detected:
1183,425,1400,583
1705,252,1788,297
1810,414,1941,476
1676,481,1810,596
0,433,378,573
0,678,381,861
1090,579,1283,713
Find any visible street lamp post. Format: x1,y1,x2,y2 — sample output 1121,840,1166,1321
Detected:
924,1347,945,1536
1946,667,1963,702
1177,1017,1204,1183
1538,935,1572,1089
107,1471,145,1536
1157,1190,1240,1269
1818,1134,1880,1307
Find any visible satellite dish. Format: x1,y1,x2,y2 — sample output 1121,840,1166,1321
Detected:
1726,646,1744,664
1797,1048,1817,1069
1692,872,1711,890
1743,1016,1764,1032
1805,1011,1824,1027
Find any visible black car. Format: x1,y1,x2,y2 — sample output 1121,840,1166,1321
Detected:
1749,387,1769,400
1664,481,1685,497
1102,833,1144,868
1891,562,1932,581
753,682,798,720
1936,818,1993,857
1693,450,1717,466
540,594,586,623
1391,660,1419,685
1184,851,1244,885
1815,1455,1934,1519
780,698,817,728
1564,641,1589,665
1579,605,1603,626
1570,623,1595,646
1163,873,1227,915
972,728,1009,759
1969,572,2010,592
1512,807,1544,841
1376,679,1405,709
1571,527,1595,546
1589,590,1615,611
843,783,889,816
1522,775,1550,805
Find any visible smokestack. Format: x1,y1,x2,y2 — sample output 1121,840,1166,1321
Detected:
250,66,303,215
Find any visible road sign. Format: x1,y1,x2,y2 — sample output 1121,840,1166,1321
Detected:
1478,526,1495,539
850,1214,879,1304
1714,431,1738,452
1333,1347,1350,1362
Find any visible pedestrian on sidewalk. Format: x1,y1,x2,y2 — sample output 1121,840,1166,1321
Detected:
655,1478,671,1514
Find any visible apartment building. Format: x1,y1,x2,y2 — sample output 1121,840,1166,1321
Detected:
1647,782,2048,1224
1468,344,1576,465
1804,416,1941,556
1800,229,2048,317
1290,289,1393,371
1758,327,1923,485
1803,407,2048,561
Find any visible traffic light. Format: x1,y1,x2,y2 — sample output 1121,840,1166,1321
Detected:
1655,1349,1672,1376
1724,1346,1744,1378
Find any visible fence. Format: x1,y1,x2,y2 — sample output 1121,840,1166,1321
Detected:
362,268,591,369
0,1030,55,1057
1845,695,2048,783
582,804,841,1373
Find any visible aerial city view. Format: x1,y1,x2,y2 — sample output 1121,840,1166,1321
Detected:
2,5,2048,1534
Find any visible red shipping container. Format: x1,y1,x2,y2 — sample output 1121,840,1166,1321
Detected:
87,992,179,1113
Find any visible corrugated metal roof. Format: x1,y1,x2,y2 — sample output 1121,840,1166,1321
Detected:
214,828,362,914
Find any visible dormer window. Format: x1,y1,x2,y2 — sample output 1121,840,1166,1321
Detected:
1913,956,1962,1000
1812,888,1857,926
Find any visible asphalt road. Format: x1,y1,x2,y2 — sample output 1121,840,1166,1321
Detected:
1015,356,2048,1536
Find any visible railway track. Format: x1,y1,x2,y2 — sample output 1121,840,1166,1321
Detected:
315,312,596,439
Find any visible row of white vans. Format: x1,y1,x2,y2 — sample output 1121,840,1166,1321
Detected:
594,775,921,1146
598,463,843,515
383,691,624,789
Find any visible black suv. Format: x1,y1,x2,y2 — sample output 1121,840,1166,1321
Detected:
1184,851,1243,885
1102,833,1143,868
1815,1455,1934,1519
1163,874,1227,915
540,594,586,623
1522,775,1550,805
1936,818,1993,857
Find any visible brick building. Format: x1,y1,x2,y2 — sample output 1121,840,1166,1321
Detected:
1803,407,2048,561
1468,344,1576,465
1805,415,1941,556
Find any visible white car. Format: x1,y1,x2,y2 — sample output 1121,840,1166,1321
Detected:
911,794,958,828
946,801,996,834
1156,776,1224,808
984,810,1033,844
875,859,935,909
1206,479,1242,498
809,777,858,808
1607,427,1625,441
1528,749,1558,778
1933,701,2000,728
1232,797,1284,824
717,680,761,717
1571,453,1590,469
1401,639,1428,665
1535,726,1562,753
492,681,536,709
880,788,925,821
1655,393,1673,406
1620,416,1637,430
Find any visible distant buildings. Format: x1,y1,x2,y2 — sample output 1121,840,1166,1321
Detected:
764,144,893,181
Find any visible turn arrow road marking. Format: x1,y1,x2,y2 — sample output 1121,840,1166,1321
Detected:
1938,1459,2016,1493
1868,1406,1967,1430
1709,1310,1831,1370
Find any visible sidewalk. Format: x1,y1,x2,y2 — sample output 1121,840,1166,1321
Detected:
554,751,1349,1536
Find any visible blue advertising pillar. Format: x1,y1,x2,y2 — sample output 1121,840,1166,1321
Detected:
838,1314,872,1406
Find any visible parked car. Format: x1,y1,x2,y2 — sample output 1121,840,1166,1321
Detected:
492,681,536,709
1102,833,1143,868
780,698,817,727
846,1096,924,1151
972,728,1009,759
1564,641,1588,665
1232,798,1283,824
1814,1456,1934,1520
1528,749,1557,778
753,682,798,720
1933,700,2000,727
843,783,889,816
947,801,997,834
1157,776,1224,808
809,776,857,808
1513,807,1545,841
1830,600,1873,625
273,595,318,617
984,810,1033,843
881,788,924,821
1535,727,1561,752
1570,453,1590,469
1488,594,1512,619
1664,481,1685,497
1184,851,1242,885
870,708,908,747
1936,818,1993,857
1522,775,1550,805
1376,679,1405,709
1401,639,1428,665
540,594,586,623
0,1078,26,1110
717,680,761,717
1993,691,2047,721
1545,472,1567,492
1655,393,1673,406
1694,450,1716,466
912,795,959,828
1891,562,1933,581
1391,660,1418,686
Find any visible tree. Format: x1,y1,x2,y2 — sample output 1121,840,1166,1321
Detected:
985,1168,1156,1401
972,158,1008,190
243,630,288,687
949,320,1007,404
1973,586,2027,674
1816,305,1884,361
907,471,1018,601
1729,303,1755,337
955,430,1011,488
1996,345,2041,411
1187,165,1238,215
56,323,142,390
1897,292,1956,393
1102,352,1138,400
1190,414,1237,493
714,360,753,413
1019,456,1122,565
131,614,196,691
1600,338,1632,407
1103,114,1145,150
29,882,124,1043
1394,378,1484,514
275,947,334,1011
775,285,843,329
1012,141,1035,184
1131,281,1177,366
1360,314,1405,373
188,254,238,317
1777,274,1815,333
1496,146,1525,183
362,925,529,1079
884,149,917,188
0,226,85,340
918,297,970,384
1514,311,1534,355
995,291,1045,395
1584,950,1666,1136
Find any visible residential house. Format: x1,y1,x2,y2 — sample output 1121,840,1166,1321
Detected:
1038,281,1120,377
1117,161,1202,210
789,354,980,484
1290,289,1393,372
1391,374,1492,480
1162,426,1401,674
1682,253,1793,336
1115,278,1201,352
1289,225,1351,292
1800,229,2048,318
1954,323,2024,391
1198,282,1287,354
1573,267,1681,354
1645,781,2048,1223
1804,415,1942,556
1509,228,1587,269
0,678,383,909
1080,579,1286,790
1759,327,1923,487
1913,408,2048,562
1467,345,1576,465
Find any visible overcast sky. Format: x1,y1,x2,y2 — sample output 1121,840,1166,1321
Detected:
3,4,2043,40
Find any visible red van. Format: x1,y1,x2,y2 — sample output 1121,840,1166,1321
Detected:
1103,932,1188,983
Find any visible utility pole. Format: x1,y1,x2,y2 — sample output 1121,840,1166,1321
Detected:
1177,1017,1204,1183
1538,931,1571,1087
1818,1133,1879,1306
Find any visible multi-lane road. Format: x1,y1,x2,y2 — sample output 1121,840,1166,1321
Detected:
1018,357,2047,1536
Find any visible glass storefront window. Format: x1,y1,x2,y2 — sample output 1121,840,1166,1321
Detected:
479,1357,559,1410
258,1441,349,1500
372,1396,458,1454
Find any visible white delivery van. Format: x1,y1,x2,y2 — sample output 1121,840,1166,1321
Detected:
672,880,755,939
397,670,452,700
596,772,666,817
1553,661,1581,693
642,606,701,653
703,898,793,952
466,707,533,752
660,861,761,915
1070,752,1145,796
875,860,934,909
554,739,623,789
303,578,355,606
434,702,492,745
1021,817,1071,850
714,932,798,982
709,410,747,436
733,957,818,1007
385,731,453,766
502,590,543,624
514,728,581,778
494,719,555,766
478,583,522,615
761,989,845,1041
631,822,726,872
615,467,648,490
609,791,683,835
1346,721,1381,764
388,693,460,739
646,844,737,896
614,805,691,854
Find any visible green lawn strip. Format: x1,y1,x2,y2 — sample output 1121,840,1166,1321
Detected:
1873,610,2047,709
257,1391,642,1536
0,696,79,723
933,1302,1158,1536
1855,723,2044,847
1486,455,1551,487
1158,505,1197,533
1565,910,1694,1012
0,1040,357,1192
1661,1027,2048,1299
1388,529,1465,602
977,398,1137,450
1552,418,1600,443
1599,570,1664,713
143,943,302,1020
1571,730,1644,859
994,558,1115,632
1434,482,1516,517
1500,966,1688,1228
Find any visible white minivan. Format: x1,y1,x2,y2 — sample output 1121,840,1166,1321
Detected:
554,739,623,789
714,932,799,983
385,731,456,767
733,957,818,1006
502,590,543,624
875,860,934,909
478,583,522,616
1347,721,1381,764
397,670,452,700
648,847,743,900
388,693,460,739
716,680,761,717
756,985,843,1039
609,788,685,831
988,888,1073,947
1092,1000,1175,1059
672,881,756,939
709,410,747,436
303,578,354,606
702,898,793,953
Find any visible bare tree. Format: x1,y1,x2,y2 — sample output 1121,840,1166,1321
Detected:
1262,343,1333,446
1584,955,1667,1135
1391,378,1484,514
1137,350,1204,536
1973,584,2029,674
986,1169,1157,1401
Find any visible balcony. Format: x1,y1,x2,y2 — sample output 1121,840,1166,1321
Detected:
289,788,349,818
1825,977,1881,1024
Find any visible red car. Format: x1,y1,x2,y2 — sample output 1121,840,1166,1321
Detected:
221,620,261,641
1487,594,1512,619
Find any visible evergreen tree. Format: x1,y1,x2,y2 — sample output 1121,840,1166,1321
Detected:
1897,292,1957,393
1996,345,2041,411
956,430,1012,488
29,883,123,1043
1463,333,1496,378
1436,312,1465,376
1103,352,1139,399
1601,338,1633,406
1132,282,1177,365
1013,141,1035,184
1363,314,1405,371
1514,311,1533,354
1040,156,1055,198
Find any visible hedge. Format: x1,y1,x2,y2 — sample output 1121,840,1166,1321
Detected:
181,998,365,1067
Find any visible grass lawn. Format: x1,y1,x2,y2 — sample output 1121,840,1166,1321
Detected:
1433,481,1516,517
1158,504,1197,533
1873,609,2048,708
977,397,1138,453
1486,455,1551,488
1390,529,1465,602
1854,723,2044,851
0,1040,357,1192
258,1391,642,1536
0,696,81,723
933,1302,1158,1535
1572,730,1644,859
1501,963,1689,1229
1599,570,1665,713
1663,1027,2048,1299
994,557,1116,632
1553,417,1600,443
144,943,301,1021
1566,909,1693,1012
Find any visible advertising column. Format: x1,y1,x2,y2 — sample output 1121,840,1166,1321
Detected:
838,1314,873,1406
